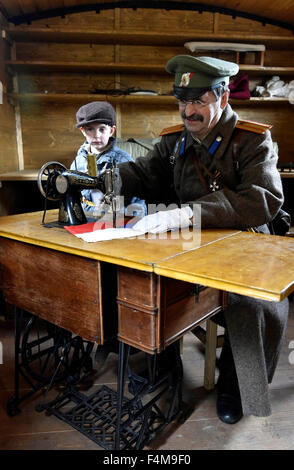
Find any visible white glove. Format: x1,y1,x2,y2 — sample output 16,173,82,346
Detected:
132,206,193,234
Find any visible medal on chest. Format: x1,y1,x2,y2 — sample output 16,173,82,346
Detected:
209,169,222,192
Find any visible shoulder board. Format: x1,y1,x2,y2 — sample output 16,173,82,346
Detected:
236,119,272,134
159,124,185,136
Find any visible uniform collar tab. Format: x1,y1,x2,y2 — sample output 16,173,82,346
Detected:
202,104,238,158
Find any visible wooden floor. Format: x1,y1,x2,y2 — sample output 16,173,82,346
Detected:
0,300,294,451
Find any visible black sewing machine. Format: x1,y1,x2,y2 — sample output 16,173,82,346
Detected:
37,161,120,226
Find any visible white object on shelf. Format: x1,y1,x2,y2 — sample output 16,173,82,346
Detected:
129,90,158,95
184,42,266,52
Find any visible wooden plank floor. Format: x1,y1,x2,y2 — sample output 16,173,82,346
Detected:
0,300,293,451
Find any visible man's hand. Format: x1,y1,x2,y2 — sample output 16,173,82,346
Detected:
132,206,193,234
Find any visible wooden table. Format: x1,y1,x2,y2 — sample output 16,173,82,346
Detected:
0,210,294,350
0,211,294,334
0,210,233,349
1,210,294,449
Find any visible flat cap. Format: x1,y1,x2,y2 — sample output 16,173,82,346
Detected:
76,101,116,128
166,55,239,89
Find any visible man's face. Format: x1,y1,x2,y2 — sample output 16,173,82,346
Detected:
80,122,116,151
178,90,229,139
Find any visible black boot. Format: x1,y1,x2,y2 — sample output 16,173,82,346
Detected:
216,335,243,424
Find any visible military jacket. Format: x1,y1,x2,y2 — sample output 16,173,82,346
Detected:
118,104,284,229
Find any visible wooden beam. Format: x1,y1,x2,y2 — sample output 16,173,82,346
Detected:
11,42,24,171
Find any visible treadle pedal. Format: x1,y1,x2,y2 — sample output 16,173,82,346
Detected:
35,385,149,450
36,378,185,450
128,371,148,395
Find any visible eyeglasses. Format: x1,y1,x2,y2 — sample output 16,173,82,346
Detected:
178,98,211,108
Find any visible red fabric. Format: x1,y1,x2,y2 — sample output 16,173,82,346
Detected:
229,73,251,100
64,217,136,235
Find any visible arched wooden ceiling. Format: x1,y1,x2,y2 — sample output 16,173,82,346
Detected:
1,0,294,32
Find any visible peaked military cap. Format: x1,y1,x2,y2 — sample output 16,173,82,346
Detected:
166,55,239,100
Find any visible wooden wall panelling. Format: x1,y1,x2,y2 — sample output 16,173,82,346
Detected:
0,13,18,172
10,8,214,33
120,103,180,140
9,9,117,30
216,13,294,37
14,42,185,66
265,50,294,67
118,8,214,33
114,10,121,139
234,103,294,164
3,8,294,174
19,99,180,168
17,72,119,94
19,101,84,169
0,13,21,216
118,44,185,65
16,72,175,95
119,73,174,95
15,42,116,62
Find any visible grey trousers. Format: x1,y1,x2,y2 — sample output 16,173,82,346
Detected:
221,293,289,417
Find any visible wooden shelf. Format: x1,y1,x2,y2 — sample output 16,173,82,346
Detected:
231,97,292,105
279,171,294,178
7,93,293,106
6,59,294,76
239,65,294,75
5,60,167,74
7,93,176,105
4,27,294,49
0,169,38,181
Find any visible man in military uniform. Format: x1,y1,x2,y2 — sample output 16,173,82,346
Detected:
116,55,289,423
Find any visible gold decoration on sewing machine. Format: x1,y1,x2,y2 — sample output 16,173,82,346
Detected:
87,153,98,176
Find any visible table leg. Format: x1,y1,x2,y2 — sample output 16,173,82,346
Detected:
6,307,23,416
115,340,130,450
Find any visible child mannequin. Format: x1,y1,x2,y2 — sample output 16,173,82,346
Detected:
71,101,145,219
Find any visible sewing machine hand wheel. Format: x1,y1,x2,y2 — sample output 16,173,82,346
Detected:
37,161,67,201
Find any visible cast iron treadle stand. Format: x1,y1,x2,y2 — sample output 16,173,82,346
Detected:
36,340,190,450
6,307,94,417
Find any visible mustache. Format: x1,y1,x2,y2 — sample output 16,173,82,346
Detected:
182,112,204,122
